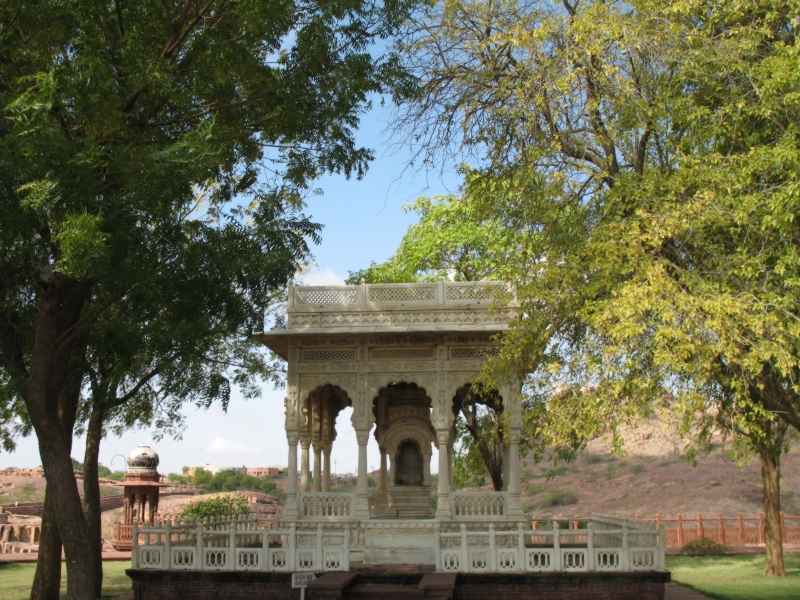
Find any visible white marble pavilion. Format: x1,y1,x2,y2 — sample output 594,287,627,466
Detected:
254,280,524,531
129,282,665,576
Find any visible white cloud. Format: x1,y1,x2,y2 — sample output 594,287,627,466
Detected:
205,437,249,454
302,266,345,286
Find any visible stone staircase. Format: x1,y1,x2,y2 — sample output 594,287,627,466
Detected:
307,571,456,599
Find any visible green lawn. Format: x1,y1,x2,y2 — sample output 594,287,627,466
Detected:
667,554,800,600
0,561,132,600
3,554,798,600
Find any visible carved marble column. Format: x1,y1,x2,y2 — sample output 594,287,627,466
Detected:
300,440,311,492
312,443,322,492
377,447,388,508
285,432,299,519
502,443,510,491
504,380,524,518
322,445,332,492
355,430,370,517
435,430,452,519
506,428,524,518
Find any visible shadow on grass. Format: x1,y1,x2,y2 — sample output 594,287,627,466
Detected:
0,560,132,600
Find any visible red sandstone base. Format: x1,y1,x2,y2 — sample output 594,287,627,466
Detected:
127,567,670,600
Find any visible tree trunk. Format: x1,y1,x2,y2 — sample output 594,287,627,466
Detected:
83,401,105,599
30,341,85,600
760,449,786,576
29,488,62,600
459,405,504,491
24,276,98,600
33,420,98,600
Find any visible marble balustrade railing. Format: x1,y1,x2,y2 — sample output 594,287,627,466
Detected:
298,492,355,518
132,516,351,572
131,514,665,575
435,516,665,574
451,491,507,518
290,281,514,309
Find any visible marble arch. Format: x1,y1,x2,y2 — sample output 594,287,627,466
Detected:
297,383,353,493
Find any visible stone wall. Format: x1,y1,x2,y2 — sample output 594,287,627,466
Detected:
0,490,194,517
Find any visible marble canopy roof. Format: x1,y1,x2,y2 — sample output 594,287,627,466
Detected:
253,281,516,360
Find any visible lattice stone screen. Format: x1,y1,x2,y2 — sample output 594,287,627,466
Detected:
300,494,353,517
368,286,435,303
449,347,500,360
446,285,510,302
370,348,436,360
301,349,357,361
295,289,358,305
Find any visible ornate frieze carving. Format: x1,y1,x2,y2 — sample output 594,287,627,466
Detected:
287,309,514,330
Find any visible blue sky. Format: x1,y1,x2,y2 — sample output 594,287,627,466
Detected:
3,97,460,476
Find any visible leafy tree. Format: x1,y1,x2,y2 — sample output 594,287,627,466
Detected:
0,1,419,599
348,195,558,490
192,468,214,487
346,196,512,283
393,0,800,576
179,494,251,521
205,469,278,494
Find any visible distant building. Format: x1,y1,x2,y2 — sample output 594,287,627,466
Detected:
246,467,282,477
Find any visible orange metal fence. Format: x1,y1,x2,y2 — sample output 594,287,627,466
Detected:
531,514,800,547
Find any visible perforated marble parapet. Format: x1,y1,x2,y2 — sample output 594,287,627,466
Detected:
371,348,436,360
301,349,357,362
449,347,501,360
446,285,511,302
295,289,358,305
368,286,436,303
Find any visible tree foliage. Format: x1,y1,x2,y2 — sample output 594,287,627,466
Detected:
0,0,419,597
393,0,800,575
205,469,278,494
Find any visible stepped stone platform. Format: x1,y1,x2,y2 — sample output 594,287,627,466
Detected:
126,565,670,600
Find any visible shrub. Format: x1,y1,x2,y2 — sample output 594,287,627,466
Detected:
180,494,251,521
192,467,213,486
549,466,572,477
205,469,277,494
532,490,578,509
525,483,544,495
679,538,730,556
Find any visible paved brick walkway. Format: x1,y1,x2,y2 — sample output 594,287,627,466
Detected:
0,551,131,563
665,583,714,599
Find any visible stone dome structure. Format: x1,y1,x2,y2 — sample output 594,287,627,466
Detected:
127,442,159,474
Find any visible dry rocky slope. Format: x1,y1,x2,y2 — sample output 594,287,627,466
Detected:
516,418,800,518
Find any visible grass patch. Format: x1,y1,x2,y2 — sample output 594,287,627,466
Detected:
667,554,800,600
0,561,132,600
630,464,646,475
525,483,545,495
0,483,43,504
546,466,576,478
584,455,608,464
530,490,578,509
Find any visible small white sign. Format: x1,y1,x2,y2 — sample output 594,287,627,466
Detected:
292,573,317,588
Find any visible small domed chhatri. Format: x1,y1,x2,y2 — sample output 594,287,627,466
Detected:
127,442,159,473
110,442,168,550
